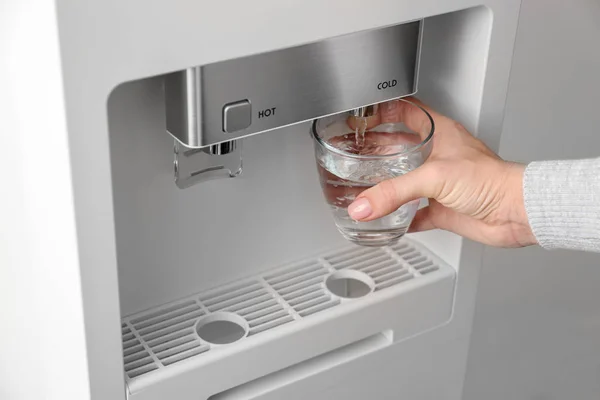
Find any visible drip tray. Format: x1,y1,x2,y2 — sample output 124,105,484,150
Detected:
121,238,456,399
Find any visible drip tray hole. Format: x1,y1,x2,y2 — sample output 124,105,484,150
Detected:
196,312,248,345
325,270,375,299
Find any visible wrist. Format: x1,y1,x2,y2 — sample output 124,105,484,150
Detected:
502,162,537,247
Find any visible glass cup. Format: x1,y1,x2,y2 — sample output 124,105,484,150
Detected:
311,98,435,247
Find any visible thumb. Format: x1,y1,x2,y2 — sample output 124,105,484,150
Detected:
348,166,437,221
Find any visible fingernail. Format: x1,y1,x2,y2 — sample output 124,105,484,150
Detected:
348,198,373,220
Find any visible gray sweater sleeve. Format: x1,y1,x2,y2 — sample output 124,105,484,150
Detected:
524,158,600,252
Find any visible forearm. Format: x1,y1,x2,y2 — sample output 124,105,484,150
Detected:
523,158,600,252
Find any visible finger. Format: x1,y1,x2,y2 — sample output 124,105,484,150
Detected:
379,98,432,141
408,206,437,233
379,100,405,124
347,165,437,221
407,199,452,233
380,97,455,140
401,97,456,129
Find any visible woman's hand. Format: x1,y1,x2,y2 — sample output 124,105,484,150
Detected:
347,98,536,248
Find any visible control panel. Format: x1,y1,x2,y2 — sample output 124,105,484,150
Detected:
165,20,423,148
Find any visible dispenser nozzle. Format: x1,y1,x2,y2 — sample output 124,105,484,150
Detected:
350,104,379,118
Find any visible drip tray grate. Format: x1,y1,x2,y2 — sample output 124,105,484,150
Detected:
121,238,447,387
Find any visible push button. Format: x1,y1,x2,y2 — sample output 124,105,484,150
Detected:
223,100,252,133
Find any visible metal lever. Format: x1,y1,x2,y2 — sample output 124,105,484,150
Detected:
204,140,238,155
350,104,379,118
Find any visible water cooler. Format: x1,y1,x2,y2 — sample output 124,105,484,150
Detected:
1,0,523,399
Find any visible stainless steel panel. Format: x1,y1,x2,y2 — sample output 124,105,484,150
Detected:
166,20,422,148
165,69,203,147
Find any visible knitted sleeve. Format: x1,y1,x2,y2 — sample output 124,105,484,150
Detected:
524,158,600,252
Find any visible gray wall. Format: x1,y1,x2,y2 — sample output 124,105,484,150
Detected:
464,1,600,399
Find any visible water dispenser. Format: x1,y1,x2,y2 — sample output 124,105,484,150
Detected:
3,1,523,399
